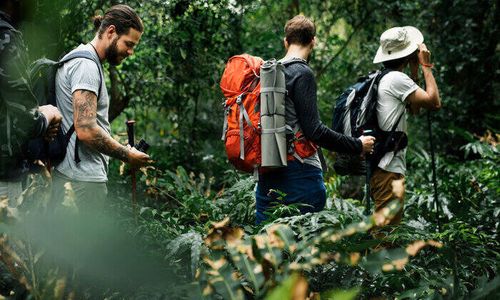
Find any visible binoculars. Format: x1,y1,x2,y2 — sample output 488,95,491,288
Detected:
134,139,150,153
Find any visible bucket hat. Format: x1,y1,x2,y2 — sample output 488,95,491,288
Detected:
373,26,423,64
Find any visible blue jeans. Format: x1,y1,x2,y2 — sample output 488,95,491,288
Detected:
255,160,326,224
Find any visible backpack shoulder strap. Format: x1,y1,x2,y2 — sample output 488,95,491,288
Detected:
60,50,98,65
58,50,103,97
390,110,405,132
377,68,404,133
374,68,393,85
58,50,104,164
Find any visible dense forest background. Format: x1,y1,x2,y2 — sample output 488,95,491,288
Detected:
2,0,498,299
24,0,498,177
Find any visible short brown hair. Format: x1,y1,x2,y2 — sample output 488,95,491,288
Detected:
284,15,316,46
93,4,143,38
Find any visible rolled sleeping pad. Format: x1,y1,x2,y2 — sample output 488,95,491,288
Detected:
260,59,287,168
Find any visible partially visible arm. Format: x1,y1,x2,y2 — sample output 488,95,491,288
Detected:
292,68,363,154
408,44,441,114
38,105,62,140
73,90,129,161
73,90,150,167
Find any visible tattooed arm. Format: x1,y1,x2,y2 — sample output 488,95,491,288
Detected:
73,90,149,166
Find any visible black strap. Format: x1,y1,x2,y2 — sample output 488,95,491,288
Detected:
373,68,393,89
373,68,404,134
317,147,328,173
391,110,405,132
386,68,406,141
64,125,80,163
365,68,402,213
378,68,393,78
57,49,103,164
58,50,103,98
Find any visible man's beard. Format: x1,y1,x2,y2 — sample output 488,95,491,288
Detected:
105,37,122,66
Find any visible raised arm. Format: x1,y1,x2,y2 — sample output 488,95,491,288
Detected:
72,90,149,167
407,43,441,114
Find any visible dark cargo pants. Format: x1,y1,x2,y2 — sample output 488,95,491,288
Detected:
51,170,108,214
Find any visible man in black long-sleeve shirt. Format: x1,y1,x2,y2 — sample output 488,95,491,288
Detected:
256,15,375,223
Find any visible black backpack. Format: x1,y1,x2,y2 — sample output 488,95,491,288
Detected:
24,50,102,166
331,69,408,176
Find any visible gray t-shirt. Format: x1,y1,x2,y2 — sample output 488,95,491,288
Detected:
55,44,110,182
376,71,418,175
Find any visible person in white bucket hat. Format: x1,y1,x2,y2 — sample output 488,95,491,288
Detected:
373,26,423,64
370,26,441,227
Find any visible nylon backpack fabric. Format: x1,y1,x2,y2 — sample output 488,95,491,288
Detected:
331,69,407,175
25,51,103,166
220,54,263,173
220,54,317,174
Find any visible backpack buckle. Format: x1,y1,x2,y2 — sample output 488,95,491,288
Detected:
236,94,243,105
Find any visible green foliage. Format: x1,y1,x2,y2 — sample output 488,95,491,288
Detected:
196,199,450,299
3,0,497,299
321,288,360,300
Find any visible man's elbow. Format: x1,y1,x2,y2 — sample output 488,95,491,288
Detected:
431,96,441,111
424,94,441,111
74,125,96,144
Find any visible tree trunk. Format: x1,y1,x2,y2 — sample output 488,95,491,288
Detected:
108,65,130,122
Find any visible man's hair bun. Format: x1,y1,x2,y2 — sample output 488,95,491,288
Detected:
93,15,103,31
94,5,143,38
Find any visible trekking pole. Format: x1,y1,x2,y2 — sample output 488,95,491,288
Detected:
126,120,138,221
364,164,371,215
427,112,440,231
363,129,373,215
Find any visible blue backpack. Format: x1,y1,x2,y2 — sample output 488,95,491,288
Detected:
332,69,407,176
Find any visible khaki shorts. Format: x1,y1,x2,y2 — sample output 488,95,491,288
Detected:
370,168,405,225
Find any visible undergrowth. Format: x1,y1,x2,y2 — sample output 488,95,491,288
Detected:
1,133,498,299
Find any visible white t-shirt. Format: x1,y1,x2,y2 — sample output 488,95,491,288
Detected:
376,71,418,175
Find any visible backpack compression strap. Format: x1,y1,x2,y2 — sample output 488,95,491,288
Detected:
58,51,103,164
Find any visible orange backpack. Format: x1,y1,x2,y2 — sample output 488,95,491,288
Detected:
220,54,318,173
